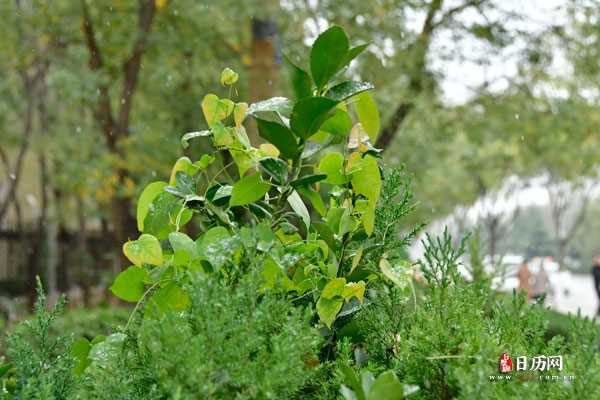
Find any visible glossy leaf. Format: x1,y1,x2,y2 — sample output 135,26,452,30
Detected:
169,157,199,185
290,96,338,139
248,97,293,118
343,43,369,68
137,181,167,232
143,192,191,240
354,92,380,142
290,173,327,188
259,157,288,184
71,337,91,375
297,186,326,216
181,130,211,149
287,190,310,230
326,81,374,102
285,55,313,100
230,173,271,207
310,26,349,88
110,266,148,302
255,118,299,159
123,234,163,267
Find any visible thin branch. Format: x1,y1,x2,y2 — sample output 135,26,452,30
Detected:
116,0,157,135
80,0,116,148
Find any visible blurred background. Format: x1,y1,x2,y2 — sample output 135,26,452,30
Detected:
1,0,600,320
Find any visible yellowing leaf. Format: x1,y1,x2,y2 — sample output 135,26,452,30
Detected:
169,157,199,185
342,281,365,303
220,67,239,86
123,234,163,267
259,143,280,157
354,91,380,142
234,102,248,128
317,296,344,328
201,94,234,126
321,277,346,299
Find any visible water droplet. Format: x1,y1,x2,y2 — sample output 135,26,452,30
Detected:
76,126,82,134
9,173,16,180
514,113,520,120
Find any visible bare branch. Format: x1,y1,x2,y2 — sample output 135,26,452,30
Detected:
117,0,156,135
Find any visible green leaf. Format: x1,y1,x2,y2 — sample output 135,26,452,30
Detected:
317,296,344,328
143,192,190,240
354,92,380,142
313,221,337,251
290,173,327,188
321,277,346,299
255,118,299,159
290,96,339,139
147,282,190,318
195,154,216,170
165,171,197,200
326,81,374,102
320,108,352,136
285,55,312,99
169,157,199,185
181,130,211,149
259,157,288,184
137,181,167,232
212,122,233,147
368,371,404,400
110,266,148,302
123,234,163,267
297,186,326,217
220,67,239,86
230,173,271,207
339,362,365,400
310,26,349,89
287,190,310,230
318,152,346,185
169,232,197,260
343,43,369,67
351,155,381,202
71,337,91,376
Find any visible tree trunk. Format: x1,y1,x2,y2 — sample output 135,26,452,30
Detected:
248,14,280,145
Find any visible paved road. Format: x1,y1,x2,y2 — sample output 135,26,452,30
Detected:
547,273,598,318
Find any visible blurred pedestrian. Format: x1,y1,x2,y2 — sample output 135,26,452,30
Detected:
592,256,600,315
531,263,549,303
517,261,532,300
